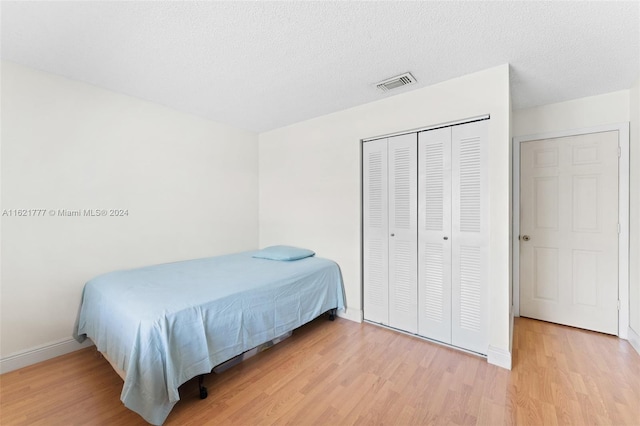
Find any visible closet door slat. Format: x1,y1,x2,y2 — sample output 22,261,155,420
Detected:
363,139,390,325
388,133,418,334
451,120,489,354
418,127,452,343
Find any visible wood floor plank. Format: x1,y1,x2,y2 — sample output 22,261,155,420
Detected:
1,317,639,425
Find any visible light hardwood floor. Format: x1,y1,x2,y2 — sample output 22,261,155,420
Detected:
1,317,639,425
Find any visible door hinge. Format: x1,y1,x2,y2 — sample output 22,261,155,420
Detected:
617,300,621,310
618,146,621,158
618,223,621,234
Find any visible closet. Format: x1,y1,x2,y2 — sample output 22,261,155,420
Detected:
363,119,489,355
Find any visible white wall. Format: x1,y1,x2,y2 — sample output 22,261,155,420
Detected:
0,62,259,363
513,90,630,136
259,65,512,365
630,77,640,342
509,84,514,353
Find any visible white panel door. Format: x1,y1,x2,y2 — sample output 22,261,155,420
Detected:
418,127,452,343
388,133,418,333
520,131,619,334
451,121,489,354
363,139,389,325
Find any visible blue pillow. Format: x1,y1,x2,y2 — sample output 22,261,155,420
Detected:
252,245,315,261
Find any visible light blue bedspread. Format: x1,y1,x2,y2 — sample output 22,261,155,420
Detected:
74,251,345,425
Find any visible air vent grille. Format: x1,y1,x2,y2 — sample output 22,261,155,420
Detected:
376,72,417,92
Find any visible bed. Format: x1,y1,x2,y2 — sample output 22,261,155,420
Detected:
73,247,345,425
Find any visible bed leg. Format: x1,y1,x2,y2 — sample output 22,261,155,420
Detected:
328,308,337,321
198,375,208,399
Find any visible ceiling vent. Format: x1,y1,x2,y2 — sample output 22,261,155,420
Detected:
375,72,417,92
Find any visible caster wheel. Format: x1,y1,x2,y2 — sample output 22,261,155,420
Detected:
200,387,208,399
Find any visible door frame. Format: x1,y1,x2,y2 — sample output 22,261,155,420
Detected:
512,123,630,338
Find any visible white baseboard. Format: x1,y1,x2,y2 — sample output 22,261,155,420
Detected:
628,326,640,356
337,308,363,323
487,345,512,370
510,311,515,352
0,338,94,374
619,324,629,339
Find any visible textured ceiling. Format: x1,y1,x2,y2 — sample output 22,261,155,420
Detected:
1,1,638,132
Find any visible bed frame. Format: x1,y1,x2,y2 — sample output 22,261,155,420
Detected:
196,308,336,399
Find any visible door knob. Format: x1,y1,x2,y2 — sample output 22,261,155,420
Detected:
443,236,449,240
390,233,395,237
522,235,530,241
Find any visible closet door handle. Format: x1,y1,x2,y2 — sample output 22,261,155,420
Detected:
443,236,448,240
390,233,395,237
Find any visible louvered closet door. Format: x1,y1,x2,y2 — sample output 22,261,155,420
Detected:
363,139,389,325
388,134,418,333
451,120,489,354
418,127,452,343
